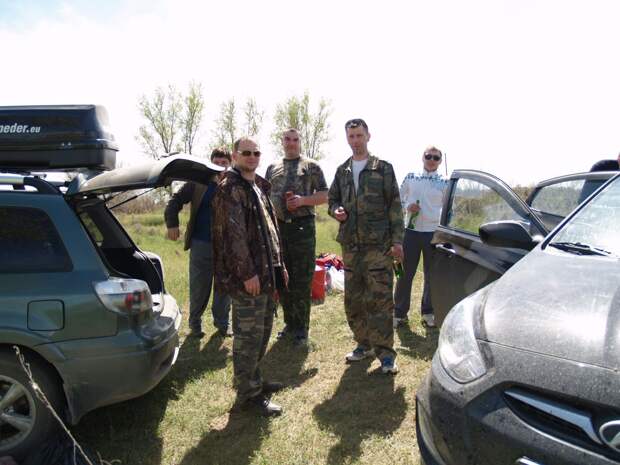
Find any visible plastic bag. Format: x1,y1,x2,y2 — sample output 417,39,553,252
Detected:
327,267,345,292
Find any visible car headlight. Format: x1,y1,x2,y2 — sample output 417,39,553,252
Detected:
438,287,488,383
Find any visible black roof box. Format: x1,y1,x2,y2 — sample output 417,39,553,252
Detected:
0,105,118,171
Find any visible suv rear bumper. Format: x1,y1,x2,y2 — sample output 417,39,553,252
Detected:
51,302,181,424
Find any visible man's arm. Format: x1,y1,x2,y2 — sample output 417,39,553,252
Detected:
399,176,409,211
286,162,329,209
309,163,329,206
290,190,328,209
328,169,342,218
164,182,194,229
385,164,404,246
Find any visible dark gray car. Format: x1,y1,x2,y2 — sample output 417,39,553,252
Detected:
416,173,620,465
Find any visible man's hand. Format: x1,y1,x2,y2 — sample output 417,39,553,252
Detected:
286,195,305,211
334,206,348,222
283,269,289,288
390,244,404,261
244,275,261,296
407,203,421,213
167,227,180,241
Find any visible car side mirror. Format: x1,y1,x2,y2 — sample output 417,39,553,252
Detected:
479,221,538,250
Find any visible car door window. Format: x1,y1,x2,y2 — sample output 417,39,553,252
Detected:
0,207,72,273
447,179,528,235
530,179,606,218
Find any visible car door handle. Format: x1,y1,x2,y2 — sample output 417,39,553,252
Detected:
435,244,456,255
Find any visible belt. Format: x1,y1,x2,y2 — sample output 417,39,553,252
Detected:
278,215,314,224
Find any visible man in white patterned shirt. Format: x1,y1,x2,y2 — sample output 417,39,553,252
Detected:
394,146,448,328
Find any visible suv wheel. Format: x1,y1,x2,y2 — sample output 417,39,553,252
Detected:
0,349,62,459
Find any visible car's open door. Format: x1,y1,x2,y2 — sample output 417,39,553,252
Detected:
430,170,548,326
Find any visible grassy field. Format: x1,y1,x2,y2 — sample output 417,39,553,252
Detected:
73,206,436,465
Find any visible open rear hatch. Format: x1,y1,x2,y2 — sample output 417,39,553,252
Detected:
66,154,223,196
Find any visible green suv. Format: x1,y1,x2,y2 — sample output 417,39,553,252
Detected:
0,105,221,458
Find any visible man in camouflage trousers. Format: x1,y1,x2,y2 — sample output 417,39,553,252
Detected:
265,128,328,346
212,137,289,417
328,118,404,374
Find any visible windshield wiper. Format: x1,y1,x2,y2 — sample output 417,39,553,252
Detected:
548,241,613,257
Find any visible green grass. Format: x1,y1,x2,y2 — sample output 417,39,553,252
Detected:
73,207,436,465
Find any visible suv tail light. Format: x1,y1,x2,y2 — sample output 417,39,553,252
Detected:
94,278,153,315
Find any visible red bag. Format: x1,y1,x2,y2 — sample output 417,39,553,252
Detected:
316,253,344,270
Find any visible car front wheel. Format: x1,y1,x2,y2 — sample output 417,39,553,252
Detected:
0,349,62,460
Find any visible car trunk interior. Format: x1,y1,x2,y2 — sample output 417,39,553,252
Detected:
70,197,165,296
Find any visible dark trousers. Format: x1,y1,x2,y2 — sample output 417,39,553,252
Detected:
188,239,231,331
231,293,275,403
394,229,435,318
278,217,316,337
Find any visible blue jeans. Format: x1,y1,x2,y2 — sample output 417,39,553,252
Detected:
189,239,231,331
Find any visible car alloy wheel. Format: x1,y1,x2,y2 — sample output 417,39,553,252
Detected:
0,374,37,451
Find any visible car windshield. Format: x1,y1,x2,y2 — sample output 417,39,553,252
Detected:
549,176,620,258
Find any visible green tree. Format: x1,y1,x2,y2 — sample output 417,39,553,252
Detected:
271,92,331,160
137,82,205,159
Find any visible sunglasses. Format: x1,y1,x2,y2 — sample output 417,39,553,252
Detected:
424,154,442,161
239,150,261,157
345,118,368,131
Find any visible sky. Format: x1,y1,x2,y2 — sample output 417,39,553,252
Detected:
1,0,620,186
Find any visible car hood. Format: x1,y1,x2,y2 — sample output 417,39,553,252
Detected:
481,246,620,370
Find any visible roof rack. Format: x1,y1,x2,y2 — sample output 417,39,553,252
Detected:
0,173,60,194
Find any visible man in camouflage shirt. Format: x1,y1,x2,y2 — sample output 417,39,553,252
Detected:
212,137,288,417
328,118,404,374
265,128,328,346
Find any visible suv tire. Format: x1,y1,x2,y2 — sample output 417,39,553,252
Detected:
0,348,62,459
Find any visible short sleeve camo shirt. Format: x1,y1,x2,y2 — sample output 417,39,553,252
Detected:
265,157,328,221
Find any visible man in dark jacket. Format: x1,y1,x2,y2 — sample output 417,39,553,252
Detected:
590,153,620,172
164,148,232,338
212,137,288,417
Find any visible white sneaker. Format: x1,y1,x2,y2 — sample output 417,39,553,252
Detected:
345,347,374,362
381,357,399,374
421,314,436,328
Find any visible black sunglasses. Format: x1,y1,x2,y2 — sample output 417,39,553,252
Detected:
424,154,442,161
240,150,261,157
344,118,368,131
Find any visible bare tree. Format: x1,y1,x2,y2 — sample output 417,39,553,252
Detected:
137,85,182,159
271,92,331,160
137,83,206,159
243,97,264,137
213,97,264,151
213,99,237,150
181,81,204,155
